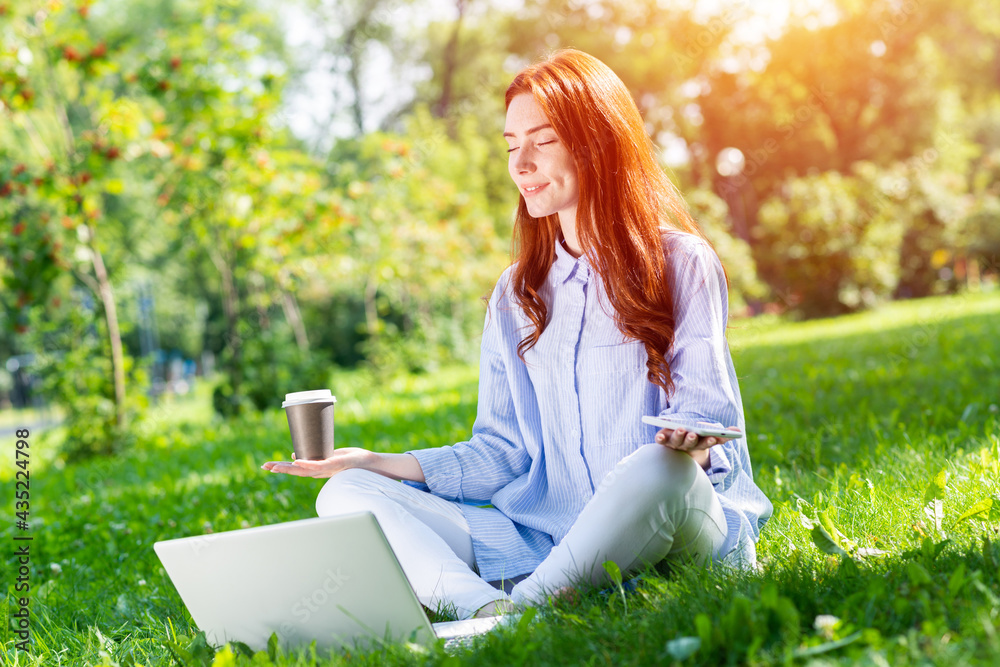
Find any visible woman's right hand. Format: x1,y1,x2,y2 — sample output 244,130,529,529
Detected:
260,449,427,483
260,447,378,479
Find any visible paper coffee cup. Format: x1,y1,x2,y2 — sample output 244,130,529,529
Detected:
282,390,337,461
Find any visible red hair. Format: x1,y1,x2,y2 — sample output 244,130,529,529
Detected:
505,49,709,396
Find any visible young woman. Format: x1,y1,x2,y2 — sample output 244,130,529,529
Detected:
262,49,771,620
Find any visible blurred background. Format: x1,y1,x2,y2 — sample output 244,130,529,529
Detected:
1,0,998,459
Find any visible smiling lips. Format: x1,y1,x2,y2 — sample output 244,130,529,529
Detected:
522,183,548,196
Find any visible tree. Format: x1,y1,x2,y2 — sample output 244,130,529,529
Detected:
1,0,336,445
1,0,154,445
121,0,340,414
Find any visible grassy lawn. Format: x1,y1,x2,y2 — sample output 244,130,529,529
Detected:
2,290,999,665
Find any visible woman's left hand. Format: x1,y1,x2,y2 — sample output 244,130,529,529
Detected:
654,426,739,452
655,426,739,470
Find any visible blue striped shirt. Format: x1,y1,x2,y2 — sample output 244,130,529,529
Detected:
409,230,772,581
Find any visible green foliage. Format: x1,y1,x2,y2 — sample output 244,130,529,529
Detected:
0,0,335,429
754,166,901,316
5,0,999,448
322,107,509,374
21,286,148,460
693,584,801,663
752,156,980,317
213,320,331,416
602,560,627,616
891,162,974,300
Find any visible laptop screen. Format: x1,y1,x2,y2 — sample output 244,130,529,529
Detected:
154,512,435,654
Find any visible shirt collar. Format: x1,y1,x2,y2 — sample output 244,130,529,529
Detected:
551,238,590,284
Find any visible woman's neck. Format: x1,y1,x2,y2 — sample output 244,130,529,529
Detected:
558,210,583,258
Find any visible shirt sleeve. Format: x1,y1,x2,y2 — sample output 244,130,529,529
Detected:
408,280,532,504
661,236,772,552
659,238,741,485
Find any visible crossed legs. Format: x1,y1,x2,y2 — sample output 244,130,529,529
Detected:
314,444,727,618
510,444,727,605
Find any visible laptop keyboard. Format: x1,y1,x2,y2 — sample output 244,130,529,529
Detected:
433,615,515,652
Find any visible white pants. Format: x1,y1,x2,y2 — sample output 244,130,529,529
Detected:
315,444,727,619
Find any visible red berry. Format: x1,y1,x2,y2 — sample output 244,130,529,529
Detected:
12,222,25,235
157,80,170,91
63,45,81,62
170,56,181,70
12,163,26,175
90,42,106,59
106,146,121,160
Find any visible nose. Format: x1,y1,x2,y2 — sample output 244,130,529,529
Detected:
512,145,535,174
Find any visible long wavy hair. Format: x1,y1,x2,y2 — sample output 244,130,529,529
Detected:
505,49,711,396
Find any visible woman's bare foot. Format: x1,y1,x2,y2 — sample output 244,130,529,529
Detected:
553,586,581,606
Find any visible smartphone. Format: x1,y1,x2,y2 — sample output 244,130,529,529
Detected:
641,415,743,439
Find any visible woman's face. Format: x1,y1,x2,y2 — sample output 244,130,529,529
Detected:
504,94,579,225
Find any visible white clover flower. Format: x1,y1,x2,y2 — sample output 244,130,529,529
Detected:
814,614,840,640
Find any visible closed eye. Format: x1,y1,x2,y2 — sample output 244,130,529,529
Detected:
507,140,556,154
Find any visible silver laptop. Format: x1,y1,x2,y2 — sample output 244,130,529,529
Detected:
153,512,508,654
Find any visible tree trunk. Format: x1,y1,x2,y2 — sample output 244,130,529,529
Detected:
341,0,384,137
364,275,379,340
346,42,366,136
280,288,310,351
210,245,242,408
248,271,271,331
966,255,981,291
434,0,467,127
86,225,127,429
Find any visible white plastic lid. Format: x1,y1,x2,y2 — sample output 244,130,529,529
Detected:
282,389,337,409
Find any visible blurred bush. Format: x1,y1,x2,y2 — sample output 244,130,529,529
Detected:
25,294,147,461
212,319,331,417
752,158,978,317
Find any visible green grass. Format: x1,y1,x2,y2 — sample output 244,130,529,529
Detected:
2,290,999,665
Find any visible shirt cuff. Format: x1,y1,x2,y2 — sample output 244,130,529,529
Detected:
407,446,464,501
705,444,733,487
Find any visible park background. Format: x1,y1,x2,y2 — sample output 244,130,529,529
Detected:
1,0,999,665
